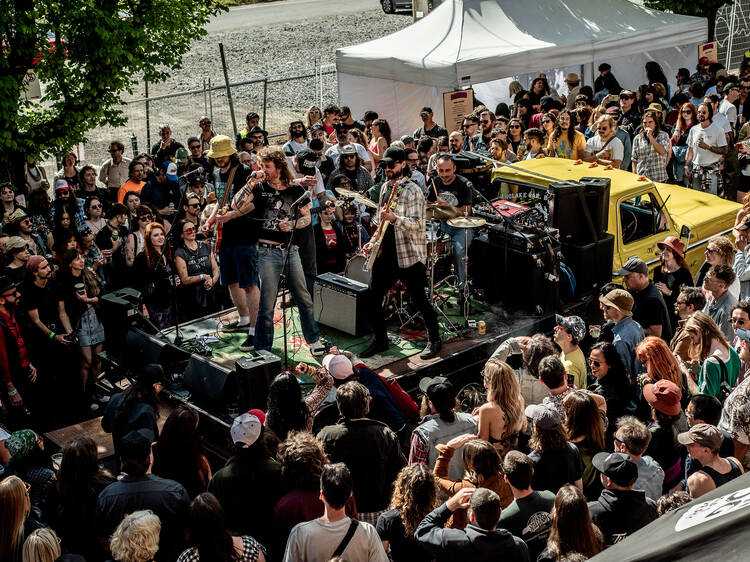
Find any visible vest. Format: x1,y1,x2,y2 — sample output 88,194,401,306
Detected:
412,412,478,479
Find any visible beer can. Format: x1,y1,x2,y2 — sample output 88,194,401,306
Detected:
478,321,486,335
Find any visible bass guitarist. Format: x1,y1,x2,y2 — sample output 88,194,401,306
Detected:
202,135,261,350
361,146,442,359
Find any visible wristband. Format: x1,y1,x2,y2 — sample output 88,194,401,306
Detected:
200,274,205,281
8,388,18,396
49,331,55,340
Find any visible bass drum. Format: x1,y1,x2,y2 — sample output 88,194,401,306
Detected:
344,254,371,287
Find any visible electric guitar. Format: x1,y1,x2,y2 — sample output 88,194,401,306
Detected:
364,177,408,272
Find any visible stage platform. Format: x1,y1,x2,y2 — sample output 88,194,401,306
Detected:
160,287,558,393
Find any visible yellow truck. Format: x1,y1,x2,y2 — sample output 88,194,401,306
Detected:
491,158,742,278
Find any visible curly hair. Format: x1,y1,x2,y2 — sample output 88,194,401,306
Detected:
656,490,692,516
277,432,328,489
109,510,161,562
483,359,524,434
390,464,439,536
708,235,735,266
257,146,296,184
523,334,557,379
636,336,683,390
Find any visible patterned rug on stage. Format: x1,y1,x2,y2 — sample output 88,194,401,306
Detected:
165,287,494,372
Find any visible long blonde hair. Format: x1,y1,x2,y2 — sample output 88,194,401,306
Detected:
483,359,524,432
685,311,730,362
0,476,28,562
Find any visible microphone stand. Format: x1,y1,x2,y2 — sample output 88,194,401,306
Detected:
276,187,311,369
163,173,192,346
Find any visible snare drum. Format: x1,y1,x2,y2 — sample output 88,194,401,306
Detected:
426,230,451,257
344,254,371,287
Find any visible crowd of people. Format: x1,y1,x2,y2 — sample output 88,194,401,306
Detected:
1,53,750,562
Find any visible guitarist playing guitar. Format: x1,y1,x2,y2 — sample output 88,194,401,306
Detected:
202,135,262,350
361,146,442,360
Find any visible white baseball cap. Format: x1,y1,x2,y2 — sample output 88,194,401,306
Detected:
322,354,354,380
230,413,261,446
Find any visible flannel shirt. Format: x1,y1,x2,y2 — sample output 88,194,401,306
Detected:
631,131,670,182
376,179,426,269
408,432,429,465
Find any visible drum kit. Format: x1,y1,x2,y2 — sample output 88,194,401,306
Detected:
339,190,486,333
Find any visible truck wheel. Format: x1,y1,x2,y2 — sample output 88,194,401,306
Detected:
381,0,395,14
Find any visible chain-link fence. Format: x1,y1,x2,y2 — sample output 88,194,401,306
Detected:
84,62,337,163
716,0,750,71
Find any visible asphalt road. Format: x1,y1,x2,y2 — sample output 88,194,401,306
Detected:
206,0,385,33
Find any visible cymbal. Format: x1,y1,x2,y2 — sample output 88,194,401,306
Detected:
447,216,486,229
425,203,461,221
336,187,378,209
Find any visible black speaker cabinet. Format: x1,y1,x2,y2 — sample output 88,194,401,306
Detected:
100,288,141,358
235,350,282,411
183,354,237,406
549,177,609,243
561,234,614,297
469,234,559,315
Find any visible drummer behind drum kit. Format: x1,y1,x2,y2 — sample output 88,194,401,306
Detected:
338,188,485,334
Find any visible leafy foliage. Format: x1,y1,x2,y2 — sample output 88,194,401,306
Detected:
644,0,733,41
0,0,224,170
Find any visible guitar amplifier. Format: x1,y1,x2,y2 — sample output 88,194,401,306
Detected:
235,350,282,411
313,272,371,337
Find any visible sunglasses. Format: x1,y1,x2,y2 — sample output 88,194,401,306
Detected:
480,119,490,124
598,127,610,132
139,215,153,222
199,121,211,125
587,358,601,367
542,120,552,124
187,203,200,208
108,149,121,153
705,247,717,254
189,144,201,150
731,318,747,325
681,110,693,114
183,227,196,235
90,204,102,209
341,154,356,159
509,124,521,129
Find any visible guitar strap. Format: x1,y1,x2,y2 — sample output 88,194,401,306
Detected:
221,166,239,209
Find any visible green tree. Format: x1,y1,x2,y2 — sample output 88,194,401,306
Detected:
644,0,733,42
1,0,224,191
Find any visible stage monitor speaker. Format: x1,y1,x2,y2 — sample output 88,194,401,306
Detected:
549,178,609,243
183,354,237,406
235,350,282,411
100,288,141,357
313,272,371,337
469,234,558,315
122,328,166,370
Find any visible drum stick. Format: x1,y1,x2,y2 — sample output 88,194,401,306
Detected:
431,178,439,202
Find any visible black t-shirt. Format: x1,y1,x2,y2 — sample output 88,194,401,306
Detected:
376,508,433,562
174,242,212,276
4,265,26,286
414,123,448,139
653,265,693,329
57,271,88,329
213,164,259,246
497,490,555,561
95,222,128,252
631,282,673,343
21,281,62,334
529,442,585,494
256,182,306,245
426,174,473,207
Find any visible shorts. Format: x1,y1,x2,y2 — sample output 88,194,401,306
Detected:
78,307,105,347
219,244,259,288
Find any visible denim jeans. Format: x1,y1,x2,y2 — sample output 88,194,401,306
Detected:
254,244,320,351
442,222,474,288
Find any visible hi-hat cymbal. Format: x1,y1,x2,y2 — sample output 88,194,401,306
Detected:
336,187,378,209
425,203,460,221
447,216,486,229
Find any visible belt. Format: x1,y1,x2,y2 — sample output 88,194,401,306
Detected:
257,241,287,250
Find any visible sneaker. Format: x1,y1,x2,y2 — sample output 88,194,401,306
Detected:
239,335,254,352
360,339,389,358
223,320,250,332
419,340,442,360
310,340,327,357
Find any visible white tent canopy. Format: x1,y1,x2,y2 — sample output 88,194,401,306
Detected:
337,0,707,136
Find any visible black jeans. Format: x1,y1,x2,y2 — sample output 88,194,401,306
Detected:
370,249,440,343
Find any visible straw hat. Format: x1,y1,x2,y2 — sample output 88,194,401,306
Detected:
206,135,237,159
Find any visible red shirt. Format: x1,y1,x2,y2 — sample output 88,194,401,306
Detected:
0,309,30,384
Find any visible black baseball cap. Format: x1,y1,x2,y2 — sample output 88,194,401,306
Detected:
380,146,406,164
120,428,155,462
592,452,638,487
419,376,455,403
310,123,325,133
420,106,433,116
295,148,318,176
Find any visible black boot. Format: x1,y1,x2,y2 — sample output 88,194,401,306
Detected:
360,338,389,358
420,340,442,360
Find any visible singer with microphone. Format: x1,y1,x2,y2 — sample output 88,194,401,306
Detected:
202,135,262,350
253,146,326,356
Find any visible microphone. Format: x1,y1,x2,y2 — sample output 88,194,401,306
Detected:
291,191,311,208
250,170,265,179
180,166,204,178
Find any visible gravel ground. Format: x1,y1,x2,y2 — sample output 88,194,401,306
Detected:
74,9,411,169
